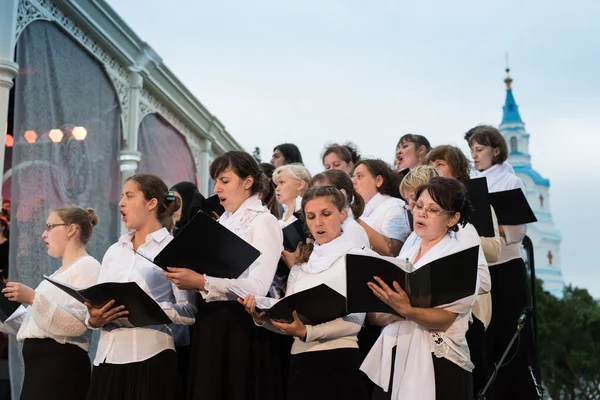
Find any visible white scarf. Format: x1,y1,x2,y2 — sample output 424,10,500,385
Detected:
475,163,514,193
360,235,478,400
219,195,267,236
301,233,356,274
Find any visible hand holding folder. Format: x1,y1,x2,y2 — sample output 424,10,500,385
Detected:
230,284,347,325
137,211,261,279
346,246,479,314
43,276,171,327
282,218,308,252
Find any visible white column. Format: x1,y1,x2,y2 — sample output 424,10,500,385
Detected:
118,69,143,235
0,0,19,204
198,138,212,196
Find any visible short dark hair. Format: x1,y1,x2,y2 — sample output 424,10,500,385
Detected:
126,174,181,228
466,125,508,165
396,134,432,153
310,169,365,219
425,145,471,182
343,142,361,164
354,159,402,199
414,177,472,232
210,151,266,196
322,144,353,165
273,143,303,165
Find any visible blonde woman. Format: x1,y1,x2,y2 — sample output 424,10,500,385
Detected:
273,164,311,228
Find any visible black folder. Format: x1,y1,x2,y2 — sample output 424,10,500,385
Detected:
0,281,21,322
346,246,479,313
43,276,172,327
282,218,307,252
142,211,261,279
205,194,225,218
489,189,537,225
464,177,495,237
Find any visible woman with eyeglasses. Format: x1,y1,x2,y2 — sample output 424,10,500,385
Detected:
0,206,100,400
362,177,487,400
352,159,410,257
85,174,197,400
467,125,536,399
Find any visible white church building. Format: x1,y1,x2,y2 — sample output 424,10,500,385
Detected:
499,69,565,298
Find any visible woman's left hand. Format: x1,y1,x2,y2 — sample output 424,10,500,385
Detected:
163,268,206,291
2,282,36,305
367,276,413,318
270,310,307,339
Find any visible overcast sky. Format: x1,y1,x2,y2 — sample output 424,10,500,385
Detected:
108,0,600,297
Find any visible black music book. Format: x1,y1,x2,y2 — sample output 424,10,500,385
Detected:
205,194,225,218
489,188,537,225
0,281,21,322
464,177,495,237
229,284,347,325
43,276,171,327
136,211,261,279
346,246,479,314
282,218,307,252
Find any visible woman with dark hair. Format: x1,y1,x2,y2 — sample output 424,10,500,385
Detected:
363,177,487,400
468,125,536,399
395,134,431,174
259,162,280,219
170,182,207,236
0,206,100,400
240,185,369,400
322,144,355,175
163,151,285,400
352,159,409,257
86,174,197,400
271,143,304,167
310,170,369,249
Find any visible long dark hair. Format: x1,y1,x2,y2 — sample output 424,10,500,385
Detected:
126,174,181,228
273,143,304,165
354,159,402,199
258,162,279,219
210,151,267,196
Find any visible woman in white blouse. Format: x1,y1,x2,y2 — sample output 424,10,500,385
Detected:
85,174,196,400
309,169,370,249
241,185,368,400
362,177,484,400
0,206,101,400
352,159,410,257
468,125,536,399
273,164,311,228
164,151,285,400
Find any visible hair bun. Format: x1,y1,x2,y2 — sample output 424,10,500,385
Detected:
85,208,99,228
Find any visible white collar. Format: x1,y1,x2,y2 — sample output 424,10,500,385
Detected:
119,227,170,247
476,163,513,191
219,194,265,228
301,233,356,274
362,192,389,218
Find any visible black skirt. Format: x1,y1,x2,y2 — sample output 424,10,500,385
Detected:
87,349,178,400
21,338,91,400
287,348,368,400
371,348,473,400
186,301,286,400
466,315,489,396
486,258,538,399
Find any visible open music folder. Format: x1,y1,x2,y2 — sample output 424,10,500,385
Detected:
464,177,495,237
282,218,307,252
489,188,537,225
229,284,347,325
43,276,171,327
136,210,261,279
205,194,225,218
346,246,479,314
0,281,21,322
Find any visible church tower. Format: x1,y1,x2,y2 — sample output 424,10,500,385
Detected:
499,68,565,298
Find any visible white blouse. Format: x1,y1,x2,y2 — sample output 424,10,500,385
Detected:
201,195,283,302
90,228,196,366
361,235,479,400
343,208,370,250
0,256,101,351
477,163,527,265
261,234,365,354
361,193,410,242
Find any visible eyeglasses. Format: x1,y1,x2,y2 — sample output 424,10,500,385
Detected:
413,202,453,218
45,223,68,232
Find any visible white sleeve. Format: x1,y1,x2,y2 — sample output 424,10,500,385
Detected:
0,306,27,335
380,202,410,242
503,224,527,245
477,246,491,295
159,285,197,325
31,292,89,337
305,313,365,342
201,214,283,302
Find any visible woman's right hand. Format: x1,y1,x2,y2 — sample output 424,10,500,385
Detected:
85,300,129,328
238,294,267,325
